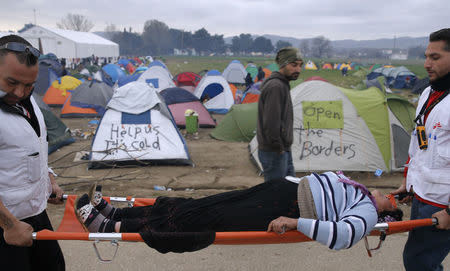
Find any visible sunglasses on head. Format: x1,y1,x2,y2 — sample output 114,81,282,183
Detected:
0,42,40,58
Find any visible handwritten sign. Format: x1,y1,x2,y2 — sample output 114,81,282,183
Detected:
105,124,161,154
294,125,356,160
302,101,343,129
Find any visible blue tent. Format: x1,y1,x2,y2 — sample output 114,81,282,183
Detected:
39,57,64,76
135,66,148,73
160,87,199,104
102,64,126,83
206,69,221,76
118,59,130,66
148,60,168,70
367,66,417,89
117,71,144,87
34,62,59,95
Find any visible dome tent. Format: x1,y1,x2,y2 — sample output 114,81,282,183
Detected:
367,66,417,89
249,80,415,172
89,82,191,168
193,70,234,114
222,60,247,84
160,87,216,128
210,103,257,142
137,64,175,92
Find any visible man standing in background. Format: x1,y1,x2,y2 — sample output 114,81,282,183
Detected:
257,47,303,182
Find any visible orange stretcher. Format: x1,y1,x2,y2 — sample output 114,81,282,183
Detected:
33,195,437,262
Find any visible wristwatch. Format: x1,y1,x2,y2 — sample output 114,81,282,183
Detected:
446,207,450,216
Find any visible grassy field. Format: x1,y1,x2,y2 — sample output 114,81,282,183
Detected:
160,55,425,101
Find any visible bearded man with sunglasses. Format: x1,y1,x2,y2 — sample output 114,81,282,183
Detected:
0,35,65,270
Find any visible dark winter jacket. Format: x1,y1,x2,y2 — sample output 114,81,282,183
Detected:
256,71,293,152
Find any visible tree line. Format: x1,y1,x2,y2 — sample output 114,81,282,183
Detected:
54,14,424,59
111,20,297,56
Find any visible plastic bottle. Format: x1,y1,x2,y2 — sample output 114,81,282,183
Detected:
153,185,166,191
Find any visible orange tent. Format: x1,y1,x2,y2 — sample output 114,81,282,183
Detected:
254,68,272,83
229,83,244,104
322,63,333,70
43,76,82,107
60,93,99,118
43,85,69,107
241,93,259,104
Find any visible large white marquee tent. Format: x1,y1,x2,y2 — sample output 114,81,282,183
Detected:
20,25,119,59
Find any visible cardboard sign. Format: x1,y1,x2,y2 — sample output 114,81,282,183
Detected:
302,101,343,129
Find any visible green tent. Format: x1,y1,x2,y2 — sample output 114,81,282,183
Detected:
370,64,382,72
266,63,279,72
386,94,416,132
249,80,416,172
246,66,258,80
210,103,258,142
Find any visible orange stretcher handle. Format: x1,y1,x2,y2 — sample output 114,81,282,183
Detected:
36,230,91,241
385,218,435,234
35,230,144,241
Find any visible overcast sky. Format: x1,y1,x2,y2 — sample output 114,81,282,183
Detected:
1,0,448,40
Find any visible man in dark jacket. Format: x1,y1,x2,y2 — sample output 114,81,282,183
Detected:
256,47,303,182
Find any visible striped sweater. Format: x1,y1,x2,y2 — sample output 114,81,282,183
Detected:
296,172,378,250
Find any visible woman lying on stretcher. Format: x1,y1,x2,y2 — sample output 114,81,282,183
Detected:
75,171,403,252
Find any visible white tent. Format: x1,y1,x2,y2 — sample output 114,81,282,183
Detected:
19,25,119,59
0,31,16,38
222,60,247,84
249,80,414,172
137,65,175,92
89,81,191,168
194,70,234,114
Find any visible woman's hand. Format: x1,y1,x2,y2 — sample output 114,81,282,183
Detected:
267,216,298,234
390,181,412,204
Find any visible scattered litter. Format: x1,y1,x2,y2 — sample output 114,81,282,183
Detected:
184,188,194,192
71,129,83,137
82,131,94,139
70,128,95,139
374,169,383,177
88,120,99,126
153,185,166,191
73,151,90,162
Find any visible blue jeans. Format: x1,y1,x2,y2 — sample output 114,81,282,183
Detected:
258,150,295,182
403,197,450,271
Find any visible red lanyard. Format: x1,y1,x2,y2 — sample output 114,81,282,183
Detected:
414,90,448,126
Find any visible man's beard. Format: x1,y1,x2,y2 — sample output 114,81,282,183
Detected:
430,71,450,91
287,73,299,81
